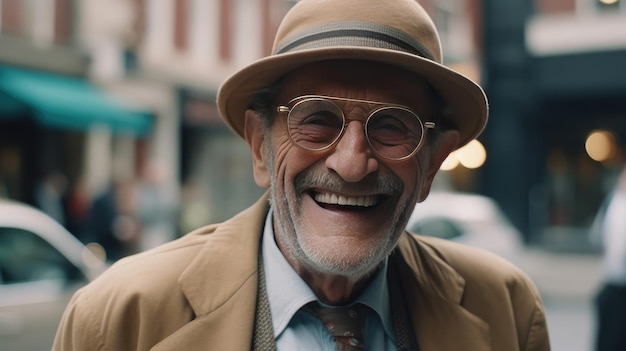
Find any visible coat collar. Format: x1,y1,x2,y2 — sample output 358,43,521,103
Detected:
153,194,491,351
152,195,269,351
393,234,492,350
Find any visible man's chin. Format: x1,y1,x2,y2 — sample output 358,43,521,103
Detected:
298,237,390,278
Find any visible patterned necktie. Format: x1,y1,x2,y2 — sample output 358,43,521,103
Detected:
306,302,370,350
253,251,419,351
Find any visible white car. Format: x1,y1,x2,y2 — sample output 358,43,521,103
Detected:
0,200,107,351
407,191,524,262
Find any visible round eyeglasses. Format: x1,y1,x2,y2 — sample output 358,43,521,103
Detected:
277,95,435,161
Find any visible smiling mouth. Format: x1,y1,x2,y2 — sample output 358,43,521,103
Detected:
314,192,378,207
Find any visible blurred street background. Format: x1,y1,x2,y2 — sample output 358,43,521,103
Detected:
519,248,602,351
1,0,625,350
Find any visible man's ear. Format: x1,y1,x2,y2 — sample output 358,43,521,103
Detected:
244,109,271,188
418,130,460,202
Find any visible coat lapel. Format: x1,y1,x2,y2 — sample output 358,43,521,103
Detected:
394,234,493,351
152,195,270,351
152,194,491,351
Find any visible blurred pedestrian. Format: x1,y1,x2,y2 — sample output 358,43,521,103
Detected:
86,180,140,262
65,177,91,241
34,171,68,226
591,165,626,351
136,159,176,251
53,1,550,350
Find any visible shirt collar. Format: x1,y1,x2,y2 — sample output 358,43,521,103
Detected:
262,210,395,339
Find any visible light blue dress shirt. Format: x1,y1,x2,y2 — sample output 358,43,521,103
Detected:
262,211,398,350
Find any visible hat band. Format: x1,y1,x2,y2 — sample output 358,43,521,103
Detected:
274,21,437,62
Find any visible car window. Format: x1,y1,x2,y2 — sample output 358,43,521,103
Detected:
409,218,464,241
0,227,83,284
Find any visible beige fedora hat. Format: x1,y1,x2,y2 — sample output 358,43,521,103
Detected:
217,0,488,149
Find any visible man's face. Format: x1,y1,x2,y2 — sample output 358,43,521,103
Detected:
246,61,456,279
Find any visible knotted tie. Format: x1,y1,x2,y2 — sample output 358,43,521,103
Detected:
306,302,370,350
252,251,419,351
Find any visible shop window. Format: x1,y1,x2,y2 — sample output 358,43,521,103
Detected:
219,0,232,61
1,0,23,36
0,0,74,45
53,0,73,45
174,0,188,51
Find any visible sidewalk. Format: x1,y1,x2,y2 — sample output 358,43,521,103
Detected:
517,248,602,299
516,248,602,351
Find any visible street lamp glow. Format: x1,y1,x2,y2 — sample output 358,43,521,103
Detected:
441,153,460,171
440,139,486,170
458,140,487,169
585,130,617,162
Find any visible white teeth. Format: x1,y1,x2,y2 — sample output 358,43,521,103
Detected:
314,193,377,207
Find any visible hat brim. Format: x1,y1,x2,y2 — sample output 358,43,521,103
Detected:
217,46,488,150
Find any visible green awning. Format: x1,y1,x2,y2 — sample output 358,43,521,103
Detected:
0,67,152,135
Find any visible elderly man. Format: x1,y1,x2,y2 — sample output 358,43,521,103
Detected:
53,0,550,350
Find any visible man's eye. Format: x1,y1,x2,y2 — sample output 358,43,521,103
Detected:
300,111,342,128
370,116,406,133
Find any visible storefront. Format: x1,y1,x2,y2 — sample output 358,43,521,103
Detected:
526,50,626,248
178,88,264,231
482,0,626,248
0,66,153,206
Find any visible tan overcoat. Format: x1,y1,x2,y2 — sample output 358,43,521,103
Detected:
53,194,550,351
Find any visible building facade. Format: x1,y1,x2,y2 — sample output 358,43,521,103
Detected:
0,0,153,208
483,0,626,247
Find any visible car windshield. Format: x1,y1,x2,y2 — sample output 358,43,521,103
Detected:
0,227,83,284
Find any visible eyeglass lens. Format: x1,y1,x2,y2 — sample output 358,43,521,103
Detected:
287,98,424,160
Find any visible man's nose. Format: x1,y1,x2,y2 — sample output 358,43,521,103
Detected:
325,120,379,182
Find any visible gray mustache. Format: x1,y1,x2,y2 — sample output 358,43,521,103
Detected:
294,171,403,197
